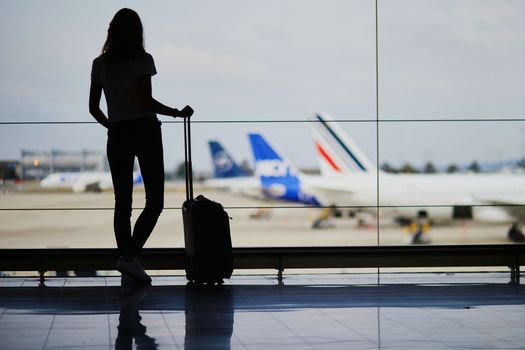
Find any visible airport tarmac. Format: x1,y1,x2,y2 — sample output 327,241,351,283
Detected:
0,185,512,250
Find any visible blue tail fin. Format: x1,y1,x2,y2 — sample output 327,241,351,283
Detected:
208,140,248,178
248,133,320,206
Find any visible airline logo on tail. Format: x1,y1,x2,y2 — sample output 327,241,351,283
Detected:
248,133,320,206
310,113,376,175
208,140,249,178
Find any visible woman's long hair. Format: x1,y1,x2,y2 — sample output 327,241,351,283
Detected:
102,8,145,61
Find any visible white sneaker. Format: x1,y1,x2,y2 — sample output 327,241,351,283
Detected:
116,257,152,284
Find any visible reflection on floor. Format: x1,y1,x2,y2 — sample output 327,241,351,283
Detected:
0,273,524,349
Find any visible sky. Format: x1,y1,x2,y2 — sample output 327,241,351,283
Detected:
1,0,525,173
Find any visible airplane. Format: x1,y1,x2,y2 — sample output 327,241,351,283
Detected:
203,140,261,198
209,140,250,178
205,138,328,221
40,170,142,192
309,113,525,242
247,132,364,226
248,133,321,206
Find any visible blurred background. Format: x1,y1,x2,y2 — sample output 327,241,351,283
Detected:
1,0,525,249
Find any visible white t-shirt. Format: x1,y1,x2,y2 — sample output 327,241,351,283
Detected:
91,52,157,122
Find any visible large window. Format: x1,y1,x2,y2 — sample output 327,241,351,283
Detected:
1,1,524,251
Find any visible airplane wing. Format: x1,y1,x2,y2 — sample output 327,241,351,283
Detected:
307,183,355,196
301,178,361,207
486,200,525,222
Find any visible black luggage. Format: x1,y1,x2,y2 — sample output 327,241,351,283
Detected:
181,115,233,284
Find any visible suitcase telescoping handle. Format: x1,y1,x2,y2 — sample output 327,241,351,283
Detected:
183,115,193,201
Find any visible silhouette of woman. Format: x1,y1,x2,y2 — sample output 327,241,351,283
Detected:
89,8,193,284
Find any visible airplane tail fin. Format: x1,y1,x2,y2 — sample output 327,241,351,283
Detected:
248,133,319,205
208,140,248,178
310,113,376,176
133,170,143,184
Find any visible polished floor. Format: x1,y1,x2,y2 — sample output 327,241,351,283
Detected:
0,273,524,349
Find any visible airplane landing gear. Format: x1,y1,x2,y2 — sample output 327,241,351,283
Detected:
311,207,336,229
411,230,431,245
507,223,525,243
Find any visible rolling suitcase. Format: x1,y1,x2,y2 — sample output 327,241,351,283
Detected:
181,115,233,284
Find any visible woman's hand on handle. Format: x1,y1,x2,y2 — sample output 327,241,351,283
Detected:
180,105,194,118
168,105,193,118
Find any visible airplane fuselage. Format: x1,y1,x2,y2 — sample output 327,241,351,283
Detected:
302,172,525,224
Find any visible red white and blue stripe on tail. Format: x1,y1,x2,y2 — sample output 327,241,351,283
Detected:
311,113,375,176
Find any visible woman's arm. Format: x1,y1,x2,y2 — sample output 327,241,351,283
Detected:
89,81,110,128
138,75,193,118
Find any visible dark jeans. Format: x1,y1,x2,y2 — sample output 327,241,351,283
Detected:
107,117,164,260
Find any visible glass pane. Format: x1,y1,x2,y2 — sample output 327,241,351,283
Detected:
0,0,377,250
377,0,525,247
378,121,524,246
379,0,525,120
